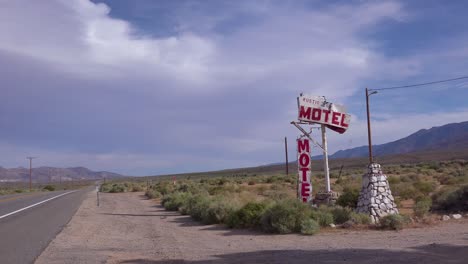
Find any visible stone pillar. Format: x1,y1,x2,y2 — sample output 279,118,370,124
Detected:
356,163,398,223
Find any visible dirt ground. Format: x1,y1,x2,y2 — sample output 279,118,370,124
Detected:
36,190,468,264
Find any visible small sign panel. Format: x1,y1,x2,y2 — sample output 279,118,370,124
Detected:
297,137,312,202
298,94,350,134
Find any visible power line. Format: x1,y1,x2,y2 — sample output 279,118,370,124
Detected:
370,75,468,91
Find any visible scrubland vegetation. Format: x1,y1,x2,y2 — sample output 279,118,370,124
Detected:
0,180,94,195
100,159,468,234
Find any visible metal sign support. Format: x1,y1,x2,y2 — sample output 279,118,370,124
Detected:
321,125,331,192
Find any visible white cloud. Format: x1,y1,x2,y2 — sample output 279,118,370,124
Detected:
0,0,413,96
1,0,466,174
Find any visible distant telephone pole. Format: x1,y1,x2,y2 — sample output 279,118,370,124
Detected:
284,137,289,176
26,157,37,192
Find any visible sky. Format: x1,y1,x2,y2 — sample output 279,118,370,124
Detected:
1,0,468,176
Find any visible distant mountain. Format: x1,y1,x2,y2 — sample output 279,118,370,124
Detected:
331,121,468,159
0,166,123,182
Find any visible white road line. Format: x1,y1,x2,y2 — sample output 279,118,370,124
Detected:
0,191,77,220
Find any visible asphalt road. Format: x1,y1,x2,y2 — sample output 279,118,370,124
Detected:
0,187,92,264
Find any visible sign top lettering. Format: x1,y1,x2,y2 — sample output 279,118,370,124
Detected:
298,94,351,134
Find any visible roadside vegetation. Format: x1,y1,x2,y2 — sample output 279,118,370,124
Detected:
0,180,94,195
99,159,468,234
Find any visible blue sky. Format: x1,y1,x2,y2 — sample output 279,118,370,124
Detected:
1,0,467,175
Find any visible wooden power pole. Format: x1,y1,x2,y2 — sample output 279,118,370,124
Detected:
284,137,289,175
26,157,37,192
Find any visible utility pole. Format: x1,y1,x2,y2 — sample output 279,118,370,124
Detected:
365,88,377,164
26,157,37,192
284,137,289,176
321,125,330,192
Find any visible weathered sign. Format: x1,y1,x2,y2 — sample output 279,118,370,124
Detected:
297,137,312,202
298,94,351,134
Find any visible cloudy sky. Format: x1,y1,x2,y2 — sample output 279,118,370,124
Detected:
1,0,467,175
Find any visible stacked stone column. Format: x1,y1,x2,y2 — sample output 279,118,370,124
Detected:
356,163,398,223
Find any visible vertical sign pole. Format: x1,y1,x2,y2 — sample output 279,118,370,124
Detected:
284,137,289,176
321,125,331,193
366,88,374,164
296,137,299,199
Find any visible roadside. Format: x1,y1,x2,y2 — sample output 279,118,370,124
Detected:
36,191,468,263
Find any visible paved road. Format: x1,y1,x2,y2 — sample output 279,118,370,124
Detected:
0,187,92,264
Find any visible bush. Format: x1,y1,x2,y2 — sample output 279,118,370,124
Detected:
161,192,190,211
310,209,334,227
109,183,125,193
15,189,23,193
261,199,311,234
336,187,359,208
180,194,210,220
331,207,352,224
201,198,238,225
43,185,55,191
379,214,406,230
146,189,161,199
431,185,468,212
387,176,400,185
392,184,420,200
227,202,268,228
131,184,144,192
413,197,432,218
349,212,371,225
300,218,320,235
248,180,256,186
413,181,435,195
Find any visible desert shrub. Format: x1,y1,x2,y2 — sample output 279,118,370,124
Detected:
107,183,126,193
435,174,454,185
336,187,359,208
266,176,280,183
146,189,161,199
43,185,55,191
217,178,228,185
181,194,210,220
413,198,432,218
161,192,191,211
387,176,400,185
379,214,407,230
413,181,435,195
201,197,238,225
15,189,23,193
392,184,420,200
300,218,320,235
331,207,352,224
394,197,402,208
131,184,144,192
248,180,256,186
261,199,311,234
227,202,268,228
99,183,112,192
310,209,334,227
400,176,411,182
349,212,371,225
431,185,468,212
155,182,175,195
263,190,291,201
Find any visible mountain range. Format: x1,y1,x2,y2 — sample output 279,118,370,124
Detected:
330,121,468,159
0,166,123,183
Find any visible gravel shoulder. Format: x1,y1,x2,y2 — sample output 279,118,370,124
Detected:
36,191,468,264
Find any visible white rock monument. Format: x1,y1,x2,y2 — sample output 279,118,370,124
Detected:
356,163,398,223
